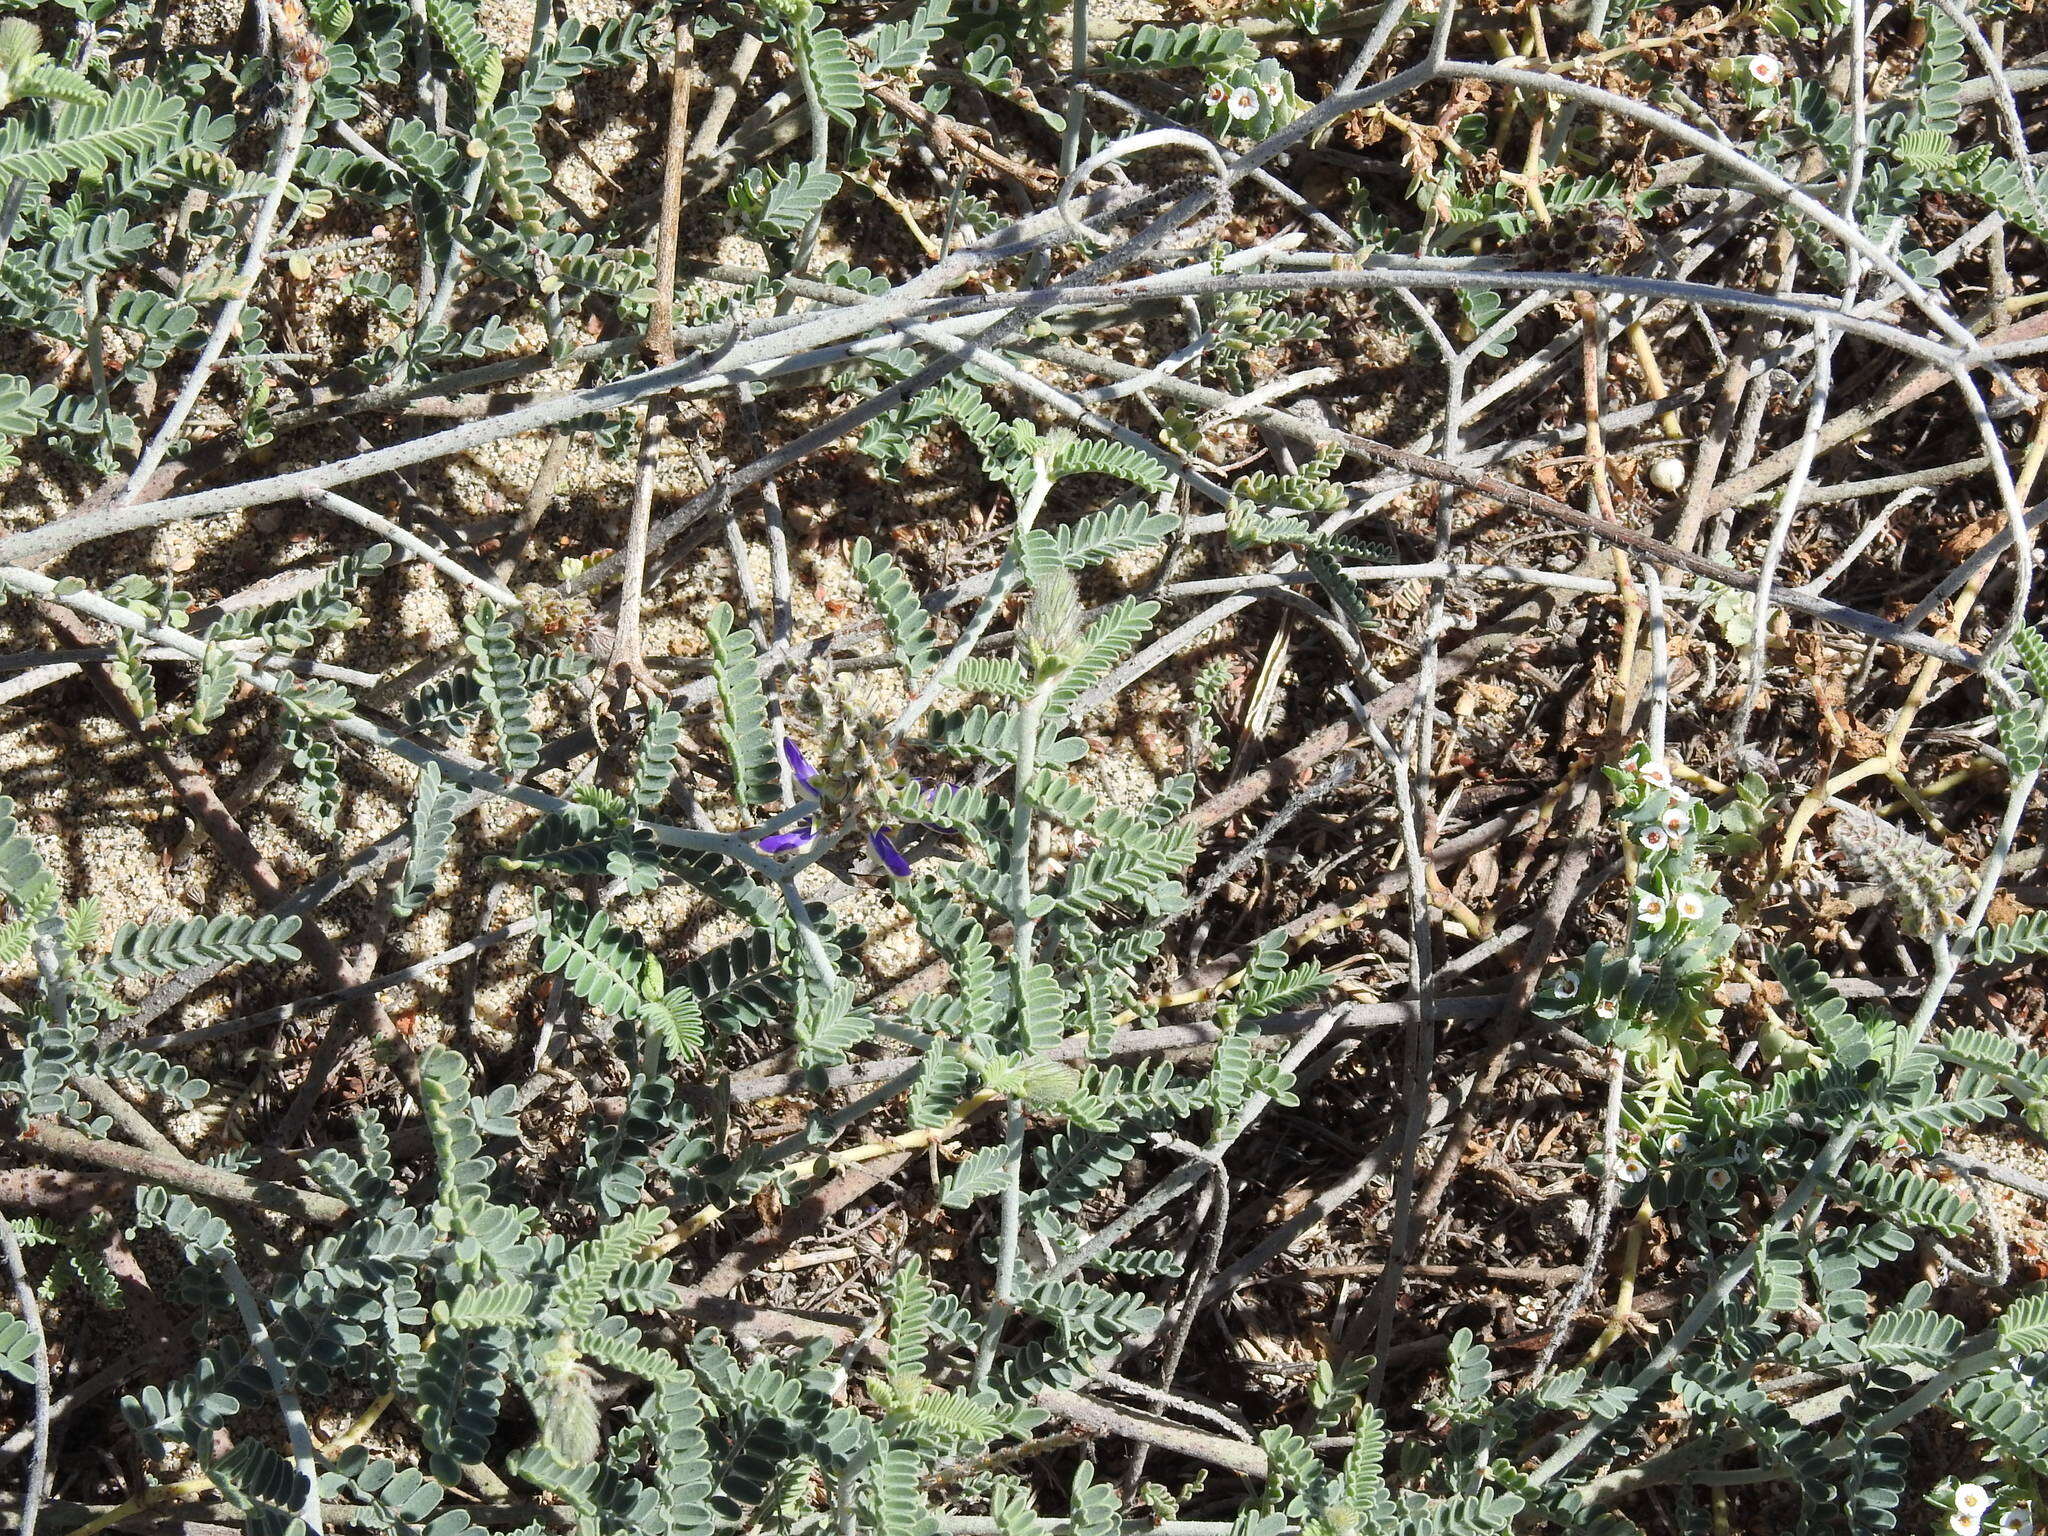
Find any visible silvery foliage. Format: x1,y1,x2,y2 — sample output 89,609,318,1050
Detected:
0,0,2045,1533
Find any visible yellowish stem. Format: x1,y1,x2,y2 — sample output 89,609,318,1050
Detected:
650,1089,1004,1255
1627,321,1684,440
322,1390,396,1455
1580,1064,1674,1365
64,1478,217,1536
63,1389,400,1536
1581,1200,1652,1366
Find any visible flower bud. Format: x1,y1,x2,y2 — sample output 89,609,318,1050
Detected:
0,19,40,75
1023,566,1085,680
533,1336,601,1468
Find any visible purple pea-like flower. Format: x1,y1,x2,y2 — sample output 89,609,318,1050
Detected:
757,739,914,877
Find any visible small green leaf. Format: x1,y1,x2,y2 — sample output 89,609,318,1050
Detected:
704,604,776,810
798,26,863,128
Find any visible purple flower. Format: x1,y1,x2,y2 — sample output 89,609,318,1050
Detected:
867,829,913,878
758,739,914,877
784,737,822,796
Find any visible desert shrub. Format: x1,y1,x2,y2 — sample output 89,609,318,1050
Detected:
0,2,2045,1535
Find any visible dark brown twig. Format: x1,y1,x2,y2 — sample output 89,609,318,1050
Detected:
865,80,1058,191
604,25,696,706
20,1122,349,1226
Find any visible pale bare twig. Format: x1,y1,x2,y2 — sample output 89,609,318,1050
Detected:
0,1214,49,1536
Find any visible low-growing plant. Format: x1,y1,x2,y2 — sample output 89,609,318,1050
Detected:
1,0,2045,1533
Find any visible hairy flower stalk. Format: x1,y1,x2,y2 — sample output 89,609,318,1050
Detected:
1828,802,1970,939
975,468,1077,1388
974,669,1047,1388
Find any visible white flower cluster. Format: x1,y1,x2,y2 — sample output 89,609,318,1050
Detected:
1196,61,1301,137
1943,1481,2035,1536
1543,746,1744,1044
1635,888,1708,929
1203,76,1285,120
1624,757,1716,932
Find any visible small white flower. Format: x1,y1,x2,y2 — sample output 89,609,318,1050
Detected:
1956,1488,1995,1519
1617,1155,1647,1182
1637,758,1672,787
1746,54,1784,87
1553,972,1581,1000
1261,77,1285,105
1227,84,1261,120
1674,891,1707,923
2001,1509,2035,1536
1955,1515,1984,1536
1661,806,1689,836
1663,1131,1688,1155
1593,997,1620,1020
1639,825,1669,853
1637,893,1667,927
1204,80,1229,108
1704,1166,1734,1194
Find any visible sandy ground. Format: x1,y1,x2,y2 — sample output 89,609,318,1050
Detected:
0,1,1266,1140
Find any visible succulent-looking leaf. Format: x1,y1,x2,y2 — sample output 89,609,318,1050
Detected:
886,1255,936,1382
632,702,685,810
1097,21,1254,72
283,718,341,835
0,81,185,187
434,1280,536,1329
0,792,56,920
533,895,648,1020
393,761,462,919
1999,1289,2048,1355
551,1205,670,1332
871,0,953,72
704,603,777,809
424,0,502,107
103,912,301,978
0,1315,36,1385
184,644,237,735
852,537,939,677
417,1325,509,1485
732,164,841,240
798,26,864,128
1016,962,1063,1056
463,599,539,777
940,1144,1012,1209
794,978,873,1066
